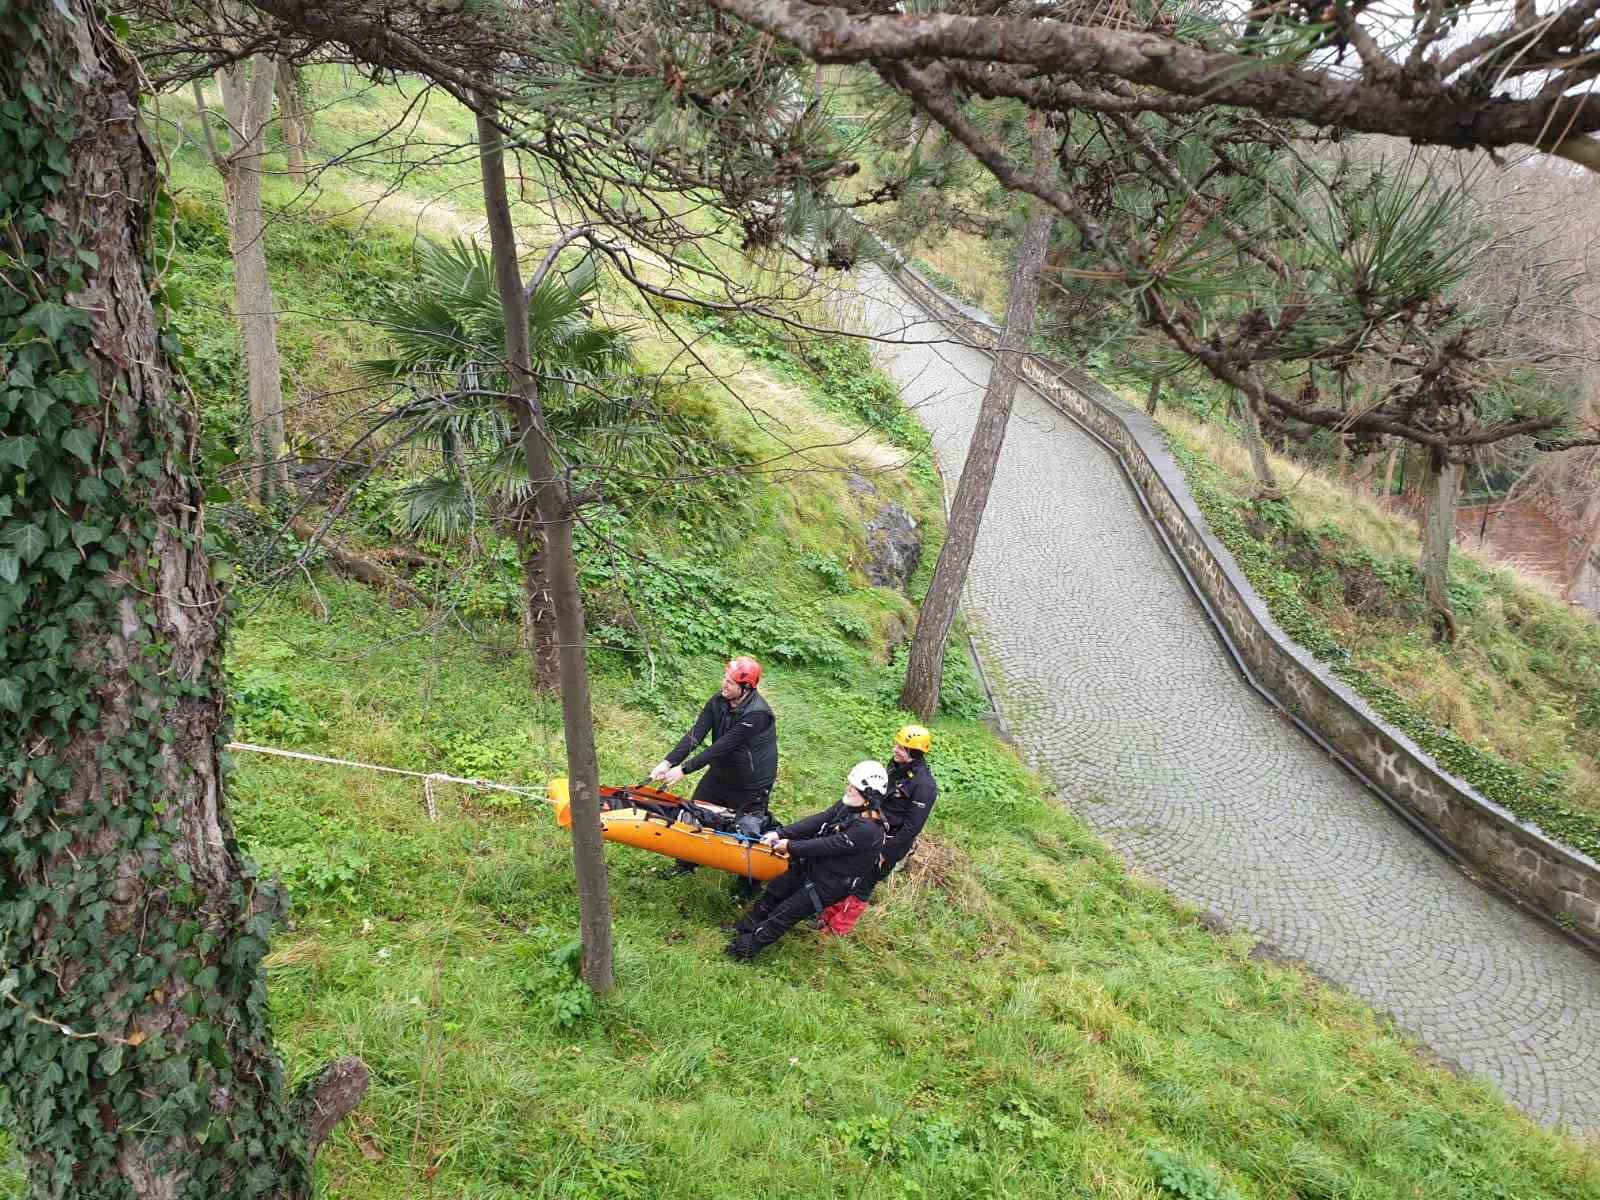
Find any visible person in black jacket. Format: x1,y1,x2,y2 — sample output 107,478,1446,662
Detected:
724,761,888,961
651,655,779,819
876,723,936,885
815,724,938,937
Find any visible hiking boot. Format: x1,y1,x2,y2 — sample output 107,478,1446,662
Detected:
669,860,698,877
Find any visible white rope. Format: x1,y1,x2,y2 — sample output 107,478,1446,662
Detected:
224,741,546,807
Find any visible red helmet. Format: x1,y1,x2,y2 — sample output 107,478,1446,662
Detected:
725,656,762,688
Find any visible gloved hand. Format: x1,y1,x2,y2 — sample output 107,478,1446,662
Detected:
649,759,673,782
761,830,781,847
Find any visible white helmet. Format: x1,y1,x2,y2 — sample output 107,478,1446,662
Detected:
848,759,889,800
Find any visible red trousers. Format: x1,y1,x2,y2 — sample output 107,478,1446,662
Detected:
819,896,868,936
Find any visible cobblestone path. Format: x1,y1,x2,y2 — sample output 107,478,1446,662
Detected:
843,267,1600,1134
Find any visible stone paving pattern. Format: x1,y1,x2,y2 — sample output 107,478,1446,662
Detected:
843,267,1600,1134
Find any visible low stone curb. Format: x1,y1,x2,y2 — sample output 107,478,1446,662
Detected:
878,253,1600,947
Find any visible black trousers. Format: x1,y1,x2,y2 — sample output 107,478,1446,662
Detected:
729,869,840,957
874,839,916,885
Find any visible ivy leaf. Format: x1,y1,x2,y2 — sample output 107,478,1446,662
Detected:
9,524,47,565
22,391,56,424
49,370,95,409
98,1042,125,1077
0,553,15,585
0,679,20,713
38,626,65,656
61,428,96,465
20,300,84,342
41,549,78,581
0,436,38,470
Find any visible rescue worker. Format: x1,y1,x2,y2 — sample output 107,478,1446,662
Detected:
817,724,936,936
651,656,778,891
724,761,888,961
877,724,936,883
650,655,778,820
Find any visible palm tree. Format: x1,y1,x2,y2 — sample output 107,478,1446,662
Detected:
360,238,662,690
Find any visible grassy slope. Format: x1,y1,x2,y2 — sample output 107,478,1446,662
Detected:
228,580,1599,1200
5,72,1596,1198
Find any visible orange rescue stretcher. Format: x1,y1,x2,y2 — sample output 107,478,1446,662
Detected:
546,778,790,882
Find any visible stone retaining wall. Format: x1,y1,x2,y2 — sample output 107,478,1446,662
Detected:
880,257,1600,945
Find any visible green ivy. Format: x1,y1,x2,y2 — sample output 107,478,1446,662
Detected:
0,7,311,1196
1168,443,1600,861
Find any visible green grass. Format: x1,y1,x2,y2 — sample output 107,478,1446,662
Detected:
194,577,1598,1200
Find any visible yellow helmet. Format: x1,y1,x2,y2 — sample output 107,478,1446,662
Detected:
894,724,932,753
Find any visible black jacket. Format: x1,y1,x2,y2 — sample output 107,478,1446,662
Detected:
667,690,778,803
881,757,936,863
780,802,885,897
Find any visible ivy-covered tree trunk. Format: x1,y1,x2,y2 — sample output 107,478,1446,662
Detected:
0,4,364,1197
476,109,616,991
899,120,1054,721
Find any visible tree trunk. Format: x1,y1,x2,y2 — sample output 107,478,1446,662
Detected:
1422,452,1461,642
477,109,615,991
1378,442,1398,497
1238,390,1281,499
517,517,561,692
0,6,364,1196
1563,486,1600,604
213,57,290,504
275,61,309,183
899,121,1055,721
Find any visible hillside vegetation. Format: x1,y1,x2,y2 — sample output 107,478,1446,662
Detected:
1160,411,1600,860
4,73,1593,1197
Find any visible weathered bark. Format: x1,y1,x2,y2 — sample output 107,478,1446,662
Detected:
206,56,290,503
274,60,309,182
899,122,1055,721
0,4,363,1196
1422,452,1462,642
477,109,616,991
1563,488,1600,603
1145,374,1162,416
516,517,561,692
1237,390,1281,500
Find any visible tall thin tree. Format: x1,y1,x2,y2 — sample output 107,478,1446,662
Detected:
476,109,616,991
194,53,290,502
900,119,1056,719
